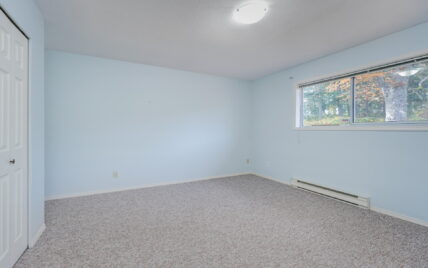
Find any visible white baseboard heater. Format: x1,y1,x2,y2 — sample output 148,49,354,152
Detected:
291,179,370,209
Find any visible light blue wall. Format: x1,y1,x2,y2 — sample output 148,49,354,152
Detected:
45,50,251,198
251,22,428,222
0,0,45,240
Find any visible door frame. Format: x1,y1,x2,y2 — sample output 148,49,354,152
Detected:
0,5,31,249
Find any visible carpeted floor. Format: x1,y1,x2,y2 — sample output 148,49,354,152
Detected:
15,174,428,267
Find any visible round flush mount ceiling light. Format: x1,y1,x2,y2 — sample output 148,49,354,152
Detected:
233,2,269,25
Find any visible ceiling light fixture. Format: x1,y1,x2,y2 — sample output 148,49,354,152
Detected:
233,2,269,25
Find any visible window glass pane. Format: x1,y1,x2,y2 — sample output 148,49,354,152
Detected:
355,60,428,123
302,78,351,126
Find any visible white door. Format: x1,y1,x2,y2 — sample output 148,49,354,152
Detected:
0,9,28,268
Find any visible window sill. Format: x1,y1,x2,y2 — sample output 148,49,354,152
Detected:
294,125,428,132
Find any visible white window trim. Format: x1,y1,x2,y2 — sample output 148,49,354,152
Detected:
294,52,428,132
293,125,428,132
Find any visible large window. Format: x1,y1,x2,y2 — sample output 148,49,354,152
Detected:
297,57,428,128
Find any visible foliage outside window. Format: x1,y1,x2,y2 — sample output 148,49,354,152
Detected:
298,59,428,127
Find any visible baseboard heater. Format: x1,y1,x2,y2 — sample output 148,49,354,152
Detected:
291,179,370,208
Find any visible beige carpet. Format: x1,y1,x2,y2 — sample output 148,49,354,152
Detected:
15,175,428,267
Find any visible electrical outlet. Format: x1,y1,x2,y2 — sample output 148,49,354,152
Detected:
112,171,119,178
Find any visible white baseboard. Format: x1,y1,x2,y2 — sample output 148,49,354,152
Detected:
45,172,251,201
250,172,291,185
371,207,428,228
29,223,46,248
252,172,428,228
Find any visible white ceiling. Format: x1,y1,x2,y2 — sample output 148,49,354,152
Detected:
35,0,428,80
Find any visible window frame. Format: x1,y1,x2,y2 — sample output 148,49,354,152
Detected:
295,54,428,132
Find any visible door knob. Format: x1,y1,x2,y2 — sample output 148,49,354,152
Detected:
9,159,15,164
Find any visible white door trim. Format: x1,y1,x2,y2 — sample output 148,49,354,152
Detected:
28,223,45,248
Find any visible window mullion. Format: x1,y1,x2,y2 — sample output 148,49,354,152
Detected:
350,76,356,124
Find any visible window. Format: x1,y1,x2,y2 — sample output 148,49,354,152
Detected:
301,78,351,126
296,57,428,129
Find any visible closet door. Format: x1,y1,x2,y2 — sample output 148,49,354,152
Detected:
0,8,28,268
